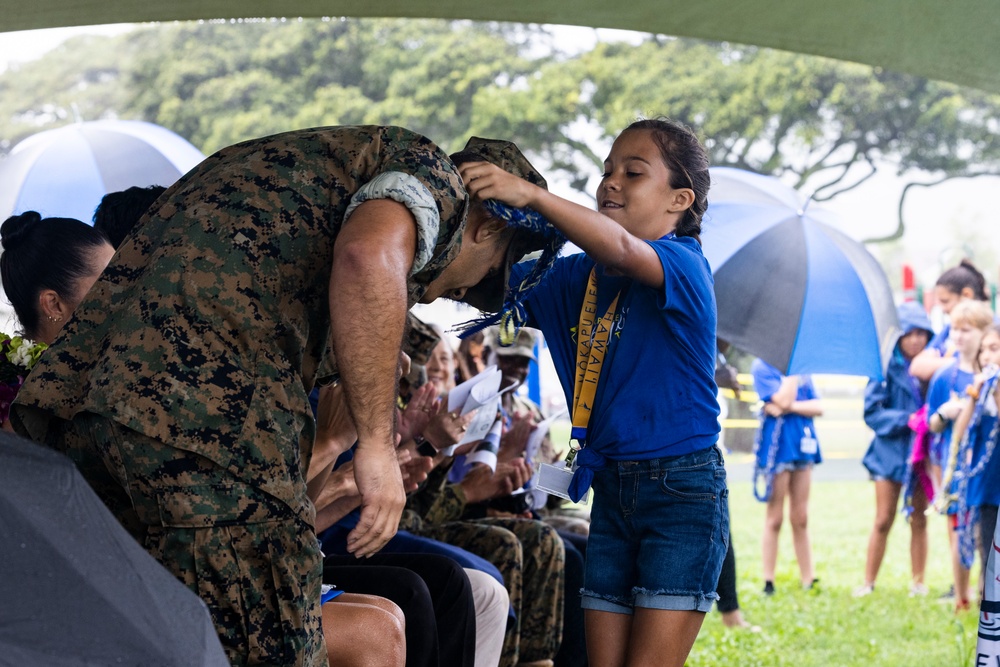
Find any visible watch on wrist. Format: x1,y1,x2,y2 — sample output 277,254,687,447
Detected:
415,436,437,457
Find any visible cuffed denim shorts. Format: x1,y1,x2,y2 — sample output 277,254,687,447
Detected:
581,445,729,614
774,459,813,475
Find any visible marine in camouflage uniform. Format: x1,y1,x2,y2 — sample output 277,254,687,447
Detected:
12,126,543,666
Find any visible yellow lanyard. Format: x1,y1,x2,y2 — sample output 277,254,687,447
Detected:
571,268,620,445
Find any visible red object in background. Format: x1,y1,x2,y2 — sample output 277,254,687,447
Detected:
902,264,916,302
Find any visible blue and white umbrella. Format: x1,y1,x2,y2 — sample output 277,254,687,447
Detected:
0,120,204,223
702,167,898,380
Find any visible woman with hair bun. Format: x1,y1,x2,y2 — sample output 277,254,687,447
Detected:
910,259,991,382
1,211,114,345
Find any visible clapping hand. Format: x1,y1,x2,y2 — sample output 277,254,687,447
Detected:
398,383,440,444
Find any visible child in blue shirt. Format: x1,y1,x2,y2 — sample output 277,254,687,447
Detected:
947,323,1000,610
751,359,823,595
926,298,993,610
459,118,727,667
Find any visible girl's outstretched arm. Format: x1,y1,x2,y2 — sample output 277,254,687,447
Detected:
459,161,667,288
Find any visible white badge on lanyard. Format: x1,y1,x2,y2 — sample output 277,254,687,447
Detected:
800,426,818,455
534,461,591,506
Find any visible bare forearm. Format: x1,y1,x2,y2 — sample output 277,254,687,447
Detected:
909,349,946,382
769,377,800,411
314,494,363,533
789,399,824,418
330,247,408,451
525,188,662,285
950,399,976,444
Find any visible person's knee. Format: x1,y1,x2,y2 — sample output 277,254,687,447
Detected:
873,512,895,535
342,593,406,628
764,513,784,533
323,601,406,667
789,511,808,532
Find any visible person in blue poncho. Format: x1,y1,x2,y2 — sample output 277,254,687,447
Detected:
751,359,823,596
458,118,728,667
854,302,933,597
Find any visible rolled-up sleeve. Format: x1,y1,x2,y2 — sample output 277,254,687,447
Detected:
344,171,441,275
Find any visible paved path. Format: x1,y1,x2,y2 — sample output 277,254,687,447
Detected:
724,452,868,483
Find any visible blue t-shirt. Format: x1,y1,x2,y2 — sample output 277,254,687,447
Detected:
751,359,822,467
925,362,974,466
928,323,951,356
512,235,720,495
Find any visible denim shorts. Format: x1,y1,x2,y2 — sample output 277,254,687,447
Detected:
581,445,729,614
774,460,813,475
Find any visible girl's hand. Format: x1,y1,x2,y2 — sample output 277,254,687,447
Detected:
763,402,785,417
939,398,966,421
459,162,538,208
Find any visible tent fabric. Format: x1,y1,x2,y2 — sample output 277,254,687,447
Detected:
3,1,1000,95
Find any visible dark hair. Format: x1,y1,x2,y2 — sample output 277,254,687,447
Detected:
93,185,166,249
1,211,109,338
936,259,988,301
623,118,711,245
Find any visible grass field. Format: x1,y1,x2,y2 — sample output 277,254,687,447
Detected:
689,480,982,666
547,377,985,665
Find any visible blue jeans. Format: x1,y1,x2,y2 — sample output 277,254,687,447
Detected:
582,446,730,614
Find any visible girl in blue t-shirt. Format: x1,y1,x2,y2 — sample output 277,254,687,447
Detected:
926,298,993,610
459,118,726,667
751,359,824,595
945,323,1000,611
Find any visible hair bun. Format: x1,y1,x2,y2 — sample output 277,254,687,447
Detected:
1,211,42,251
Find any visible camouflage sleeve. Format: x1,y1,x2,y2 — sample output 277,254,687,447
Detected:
423,483,468,526
404,461,468,525
397,508,424,533
343,171,440,275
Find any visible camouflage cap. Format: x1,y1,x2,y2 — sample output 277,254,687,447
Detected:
402,312,441,366
450,137,552,313
488,325,538,361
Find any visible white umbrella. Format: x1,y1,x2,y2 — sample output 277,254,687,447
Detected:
0,120,204,223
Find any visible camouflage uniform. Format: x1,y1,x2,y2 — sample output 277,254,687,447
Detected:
402,464,565,666
12,126,469,667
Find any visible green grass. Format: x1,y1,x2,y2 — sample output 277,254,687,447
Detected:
688,480,982,666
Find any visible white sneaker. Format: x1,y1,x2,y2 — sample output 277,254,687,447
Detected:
909,583,929,597
852,584,874,598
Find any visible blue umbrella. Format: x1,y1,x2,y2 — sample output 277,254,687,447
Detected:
0,120,204,223
702,167,898,379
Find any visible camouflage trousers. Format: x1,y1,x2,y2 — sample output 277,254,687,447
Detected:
59,413,327,667
414,517,565,666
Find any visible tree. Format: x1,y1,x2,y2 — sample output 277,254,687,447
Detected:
489,37,1000,238
2,19,999,239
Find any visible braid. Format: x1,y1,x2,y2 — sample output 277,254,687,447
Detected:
625,117,710,245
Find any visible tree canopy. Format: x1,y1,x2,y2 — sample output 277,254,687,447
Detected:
2,18,999,239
